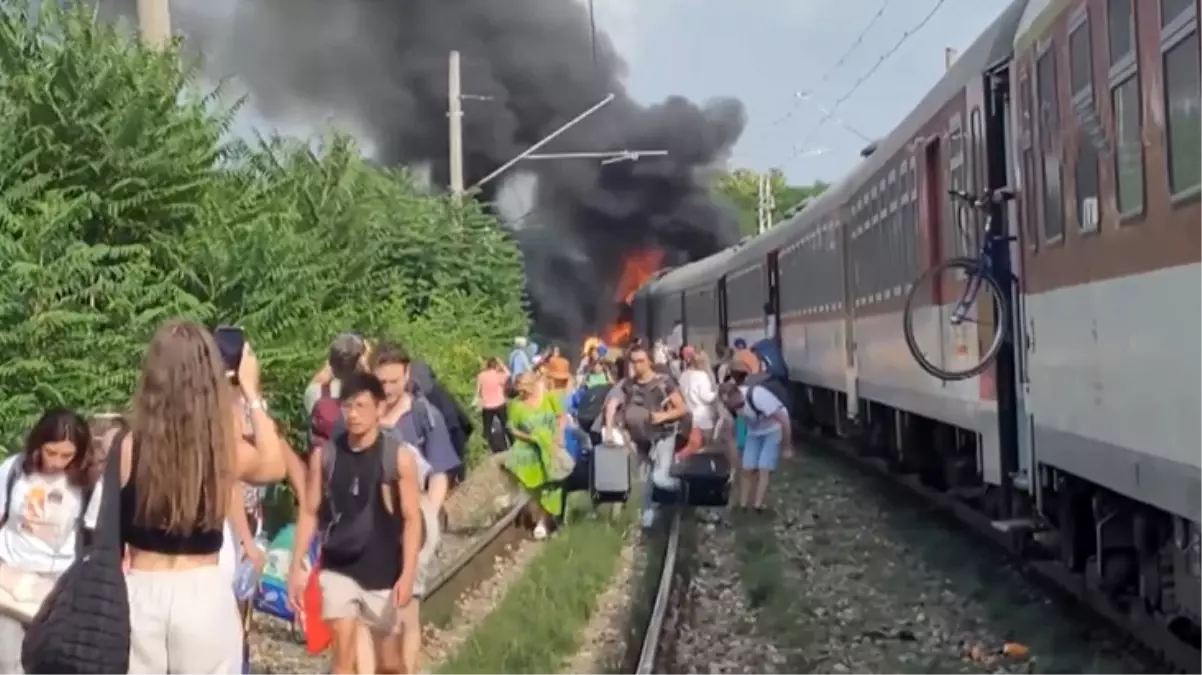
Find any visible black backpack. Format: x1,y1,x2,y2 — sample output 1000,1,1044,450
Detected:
621,375,692,447
22,432,130,674
575,384,611,430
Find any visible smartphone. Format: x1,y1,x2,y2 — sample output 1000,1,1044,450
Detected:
213,325,245,378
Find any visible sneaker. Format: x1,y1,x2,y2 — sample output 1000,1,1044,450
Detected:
533,522,549,540
640,507,657,530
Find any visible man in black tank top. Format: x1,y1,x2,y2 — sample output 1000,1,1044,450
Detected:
287,373,423,675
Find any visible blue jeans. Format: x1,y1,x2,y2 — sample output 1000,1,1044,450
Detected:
742,426,783,471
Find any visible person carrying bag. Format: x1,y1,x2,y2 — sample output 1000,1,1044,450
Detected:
21,430,131,674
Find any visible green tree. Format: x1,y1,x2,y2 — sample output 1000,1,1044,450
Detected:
714,167,829,238
0,2,527,466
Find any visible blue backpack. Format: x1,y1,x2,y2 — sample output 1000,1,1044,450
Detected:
751,338,788,381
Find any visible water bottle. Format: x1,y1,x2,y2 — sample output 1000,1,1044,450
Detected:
233,556,261,603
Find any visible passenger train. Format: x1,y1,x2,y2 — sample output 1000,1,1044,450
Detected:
632,0,1200,658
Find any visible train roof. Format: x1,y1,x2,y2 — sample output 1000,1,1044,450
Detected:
645,246,740,295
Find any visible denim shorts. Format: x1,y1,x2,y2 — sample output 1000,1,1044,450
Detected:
741,426,783,471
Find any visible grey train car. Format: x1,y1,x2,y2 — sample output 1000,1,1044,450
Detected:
633,0,1200,660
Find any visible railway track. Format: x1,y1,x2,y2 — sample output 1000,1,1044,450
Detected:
250,495,532,673
634,509,684,674
622,439,1181,674
809,428,1198,674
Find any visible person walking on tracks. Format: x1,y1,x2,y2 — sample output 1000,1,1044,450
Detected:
288,372,424,675
725,353,794,514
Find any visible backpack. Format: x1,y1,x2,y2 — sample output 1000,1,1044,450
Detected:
620,375,692,447
743,372,790,419
575,384,611,430
309,383,342,454
751,338,789,381
2,458,96,558
21,432,130,674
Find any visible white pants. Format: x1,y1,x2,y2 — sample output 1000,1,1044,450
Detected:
127,565,243,674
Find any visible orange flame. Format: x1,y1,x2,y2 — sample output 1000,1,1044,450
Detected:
602,248,664,347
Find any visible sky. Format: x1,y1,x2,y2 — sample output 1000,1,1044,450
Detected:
587,0,1012,186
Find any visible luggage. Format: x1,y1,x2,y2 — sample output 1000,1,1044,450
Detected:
589,441,631,504
670,451,732,507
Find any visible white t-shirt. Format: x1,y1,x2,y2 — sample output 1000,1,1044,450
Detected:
0,456,102,574
678,368,718,430
738,384,786,437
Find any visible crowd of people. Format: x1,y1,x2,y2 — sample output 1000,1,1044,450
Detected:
0,320,798,675
485,333,796,534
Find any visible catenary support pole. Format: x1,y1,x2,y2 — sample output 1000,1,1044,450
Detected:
448,50,465,197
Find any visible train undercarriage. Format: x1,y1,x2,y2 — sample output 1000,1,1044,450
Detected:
795,382,1202,669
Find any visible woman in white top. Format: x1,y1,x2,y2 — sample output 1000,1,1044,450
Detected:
0,408,102,673
677,347,718,435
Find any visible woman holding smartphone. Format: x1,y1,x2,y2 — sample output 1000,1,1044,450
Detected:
117,321,288,674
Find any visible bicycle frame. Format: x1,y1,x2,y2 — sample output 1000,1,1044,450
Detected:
948,197,1015,327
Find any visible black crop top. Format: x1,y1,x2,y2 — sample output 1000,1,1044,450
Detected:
120,441,223,555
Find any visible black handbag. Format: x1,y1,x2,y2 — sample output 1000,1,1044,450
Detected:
22,432,131,674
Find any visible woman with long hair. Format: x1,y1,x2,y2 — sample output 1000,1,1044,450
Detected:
0,408,99,673
504,371,566,540
116,320,287,674
476,356,511,455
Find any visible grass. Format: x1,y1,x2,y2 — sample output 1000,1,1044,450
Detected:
437,494,635,674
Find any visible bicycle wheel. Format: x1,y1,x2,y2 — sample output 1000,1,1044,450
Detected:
902,256,1008,381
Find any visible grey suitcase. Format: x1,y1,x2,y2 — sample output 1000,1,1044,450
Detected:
590,441,631,504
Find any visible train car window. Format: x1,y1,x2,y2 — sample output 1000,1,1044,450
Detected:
1112,75,1146,215
1161,0,1200,197
1070,18,1102,233
1037,47,1066,242
1107,0,1136,67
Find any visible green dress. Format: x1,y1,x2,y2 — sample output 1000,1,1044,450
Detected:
505,394,565,517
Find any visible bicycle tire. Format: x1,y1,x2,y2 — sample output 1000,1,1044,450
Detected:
902,256,1008,381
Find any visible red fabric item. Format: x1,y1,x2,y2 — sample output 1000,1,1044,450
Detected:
302,562,332,655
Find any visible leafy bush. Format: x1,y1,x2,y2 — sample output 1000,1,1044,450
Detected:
0,3,527,459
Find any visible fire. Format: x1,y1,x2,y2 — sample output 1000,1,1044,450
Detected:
602,248,664,347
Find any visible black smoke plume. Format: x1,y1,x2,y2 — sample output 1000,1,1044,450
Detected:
96,0,745,340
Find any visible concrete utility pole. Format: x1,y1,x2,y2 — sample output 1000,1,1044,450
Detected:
448,50,465,197
757,173,776,235
136,0,171,49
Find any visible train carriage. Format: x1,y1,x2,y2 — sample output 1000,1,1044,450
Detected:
632,0,1200,657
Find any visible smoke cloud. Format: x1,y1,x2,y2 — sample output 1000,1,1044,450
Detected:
98,0,745,339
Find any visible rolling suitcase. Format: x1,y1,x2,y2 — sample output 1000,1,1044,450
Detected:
590,440,631,504
670,451,732,507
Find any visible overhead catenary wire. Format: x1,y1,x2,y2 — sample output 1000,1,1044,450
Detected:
783,0,949,168
765,0,896,131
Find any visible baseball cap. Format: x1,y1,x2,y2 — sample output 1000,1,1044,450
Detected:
730,349,759,374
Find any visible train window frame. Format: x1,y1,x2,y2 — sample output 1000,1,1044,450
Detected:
1160,0,1201,201
1106,0,1146,221
1070,10,1102,235
968,106,985,249
948,113,966,257
1036,41,1066,245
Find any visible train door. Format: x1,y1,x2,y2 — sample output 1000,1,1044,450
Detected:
677,291,688,347
987,62,1030,518
766,250,782,345
839,216,859,423
922,135,950,379
717,275,729,349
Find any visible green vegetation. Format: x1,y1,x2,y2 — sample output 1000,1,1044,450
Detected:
714,168,829,238
438,497,634,674
0,3,527,460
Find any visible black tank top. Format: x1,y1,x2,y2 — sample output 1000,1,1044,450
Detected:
320,435,402,591
120,441,223,555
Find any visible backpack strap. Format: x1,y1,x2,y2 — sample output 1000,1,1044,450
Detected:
1,456,22,528
379,432,401,485
745,383,764,418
